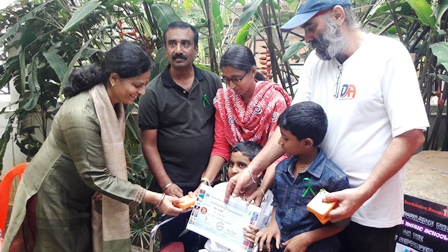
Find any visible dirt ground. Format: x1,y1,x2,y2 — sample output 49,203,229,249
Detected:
404,150,448,207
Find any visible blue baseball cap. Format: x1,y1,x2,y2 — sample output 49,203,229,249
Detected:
281,0,352,31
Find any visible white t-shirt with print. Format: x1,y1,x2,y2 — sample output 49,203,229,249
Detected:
293,32,429,228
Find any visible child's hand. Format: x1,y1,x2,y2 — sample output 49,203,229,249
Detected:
193,182,209,195
243,224,259,247
282,233,310,252
254,222,281,251
193,185,200,196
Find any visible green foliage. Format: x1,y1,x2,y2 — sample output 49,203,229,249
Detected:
0,0,157,172
406,0,436,28
150,3,181,33
61,0,103,32
430,42,448,70
235,22,252,45
238,0,263,28
211,0,224,35
1,0,448,249
130,206,158,249
282,41,306,63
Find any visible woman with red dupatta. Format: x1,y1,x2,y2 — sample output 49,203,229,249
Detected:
199,45,291,206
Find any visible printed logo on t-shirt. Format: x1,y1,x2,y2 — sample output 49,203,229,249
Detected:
337,83,356,100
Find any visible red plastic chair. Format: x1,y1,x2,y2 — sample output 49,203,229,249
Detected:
0,162,28,238
159,241,184,252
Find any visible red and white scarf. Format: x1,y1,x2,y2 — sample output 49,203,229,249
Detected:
214,81,291,147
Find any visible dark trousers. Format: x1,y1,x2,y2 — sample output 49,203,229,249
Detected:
338,221,398,252
151,183,206,252
159,211,205,252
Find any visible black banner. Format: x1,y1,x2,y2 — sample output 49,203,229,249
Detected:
395,194,448,252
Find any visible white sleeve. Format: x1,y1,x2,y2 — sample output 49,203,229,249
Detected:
256,190,274,229
381,42,429,137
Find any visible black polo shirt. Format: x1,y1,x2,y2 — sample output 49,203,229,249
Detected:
138,65,222,189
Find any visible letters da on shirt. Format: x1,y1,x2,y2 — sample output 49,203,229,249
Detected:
337,83,357,99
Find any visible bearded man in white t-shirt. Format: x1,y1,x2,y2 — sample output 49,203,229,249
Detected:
224,0,429,251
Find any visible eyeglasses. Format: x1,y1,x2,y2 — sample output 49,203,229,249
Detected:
334,65,343,98
221,70,249,85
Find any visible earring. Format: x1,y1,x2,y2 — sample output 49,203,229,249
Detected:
111,78,118,87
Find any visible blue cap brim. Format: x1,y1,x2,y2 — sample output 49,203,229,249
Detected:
280,11,318,31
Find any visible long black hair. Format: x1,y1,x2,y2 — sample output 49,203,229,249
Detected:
63,42,154,98
220,45,256,72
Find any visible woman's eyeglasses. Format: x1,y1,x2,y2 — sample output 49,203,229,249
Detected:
334,65,343,98
221,70,249,85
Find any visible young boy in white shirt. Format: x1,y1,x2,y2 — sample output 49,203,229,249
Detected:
200,141,274,252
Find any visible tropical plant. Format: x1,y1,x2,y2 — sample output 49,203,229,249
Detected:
236,0,303,96
1,0,447,249
130,203,158,249
0,0,155,170
0,0,159,248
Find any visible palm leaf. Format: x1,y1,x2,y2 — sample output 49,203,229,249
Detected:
61,0,102,32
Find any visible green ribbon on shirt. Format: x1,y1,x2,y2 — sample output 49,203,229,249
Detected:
301,177,316,197
202,93,210,108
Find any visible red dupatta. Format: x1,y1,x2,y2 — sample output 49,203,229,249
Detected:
214,81,292,147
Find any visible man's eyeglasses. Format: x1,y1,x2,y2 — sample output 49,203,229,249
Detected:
334,65,343,98
221,70,249,85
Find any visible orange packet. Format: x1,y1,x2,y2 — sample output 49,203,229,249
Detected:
315,213,332,225
173,194,196,210
306,189,336,224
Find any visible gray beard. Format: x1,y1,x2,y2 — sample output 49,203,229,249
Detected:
310,20,346,61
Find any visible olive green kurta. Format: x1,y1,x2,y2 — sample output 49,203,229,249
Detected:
3,91,142,252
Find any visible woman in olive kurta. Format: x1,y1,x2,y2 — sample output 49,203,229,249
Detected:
3,42,184,252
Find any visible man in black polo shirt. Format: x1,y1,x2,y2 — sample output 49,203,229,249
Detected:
138,21,222,251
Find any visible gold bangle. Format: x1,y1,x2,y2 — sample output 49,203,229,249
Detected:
258,187,265,196
248,167,257,184
200,177,211,186
163,182,173,192
156,193,166,208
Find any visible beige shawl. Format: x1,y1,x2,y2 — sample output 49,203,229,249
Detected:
90,84,131,252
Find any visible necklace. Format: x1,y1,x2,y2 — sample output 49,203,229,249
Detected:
334,64,343,98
